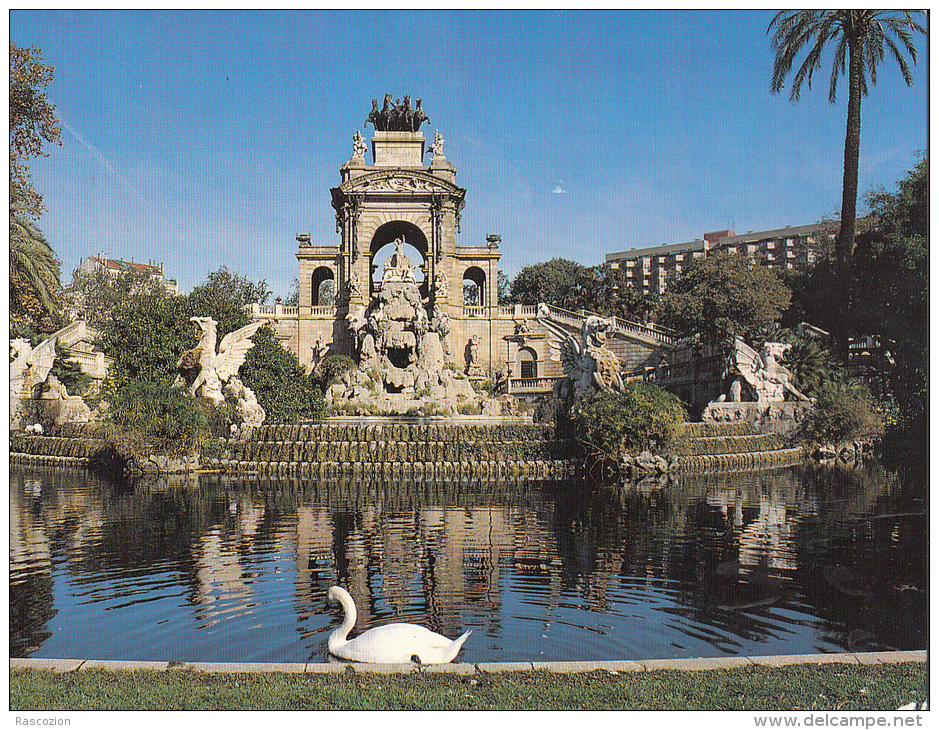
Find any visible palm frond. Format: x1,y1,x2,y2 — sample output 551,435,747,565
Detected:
770,9,925,103
9,206,62,316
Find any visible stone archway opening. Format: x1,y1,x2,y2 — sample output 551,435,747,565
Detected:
311,266,335,306
463,266,486,307
369,221,428,300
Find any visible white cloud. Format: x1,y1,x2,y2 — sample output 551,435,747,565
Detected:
552,185,567,194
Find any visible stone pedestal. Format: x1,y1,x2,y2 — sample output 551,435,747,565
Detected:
429,155,457,184
339,155,369,182
701,401,814,435
371,131,425,166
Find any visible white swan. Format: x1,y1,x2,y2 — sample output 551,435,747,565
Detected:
326,585,471,664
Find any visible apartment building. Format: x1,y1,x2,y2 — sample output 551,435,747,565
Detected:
606,220,838,295
76,255,179,294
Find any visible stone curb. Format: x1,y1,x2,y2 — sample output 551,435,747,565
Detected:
10,651,926,675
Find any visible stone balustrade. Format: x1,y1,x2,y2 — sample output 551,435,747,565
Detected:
507,377,560,393
250,303,309,318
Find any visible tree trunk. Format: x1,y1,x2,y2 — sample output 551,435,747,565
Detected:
835,33,863,355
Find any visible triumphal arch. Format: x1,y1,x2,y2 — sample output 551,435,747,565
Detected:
252,98,675,405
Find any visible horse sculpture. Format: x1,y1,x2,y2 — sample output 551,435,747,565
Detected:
365,95,431,132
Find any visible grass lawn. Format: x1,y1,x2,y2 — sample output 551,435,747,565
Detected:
10,662,927,711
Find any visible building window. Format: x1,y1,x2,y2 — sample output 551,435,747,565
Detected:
518,347,538,379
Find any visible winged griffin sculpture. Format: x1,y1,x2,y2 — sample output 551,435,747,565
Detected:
717,337,811,403
10,335,58,426
545,314,625,407
173,317,264,407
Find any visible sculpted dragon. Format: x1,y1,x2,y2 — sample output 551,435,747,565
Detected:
547,315,625,406
173,317,264,406
717,338,811,403
10,335,58,425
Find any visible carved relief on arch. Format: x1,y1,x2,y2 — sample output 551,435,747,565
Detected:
339,169,462,196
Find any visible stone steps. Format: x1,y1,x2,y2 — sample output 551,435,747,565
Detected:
14,419,807,477
219,438,576,464
683,421,756,438
10,434,100,459
678,447,806,472
679,420,802,470
199,457,581,480
248,422,558,444
686,433,785,456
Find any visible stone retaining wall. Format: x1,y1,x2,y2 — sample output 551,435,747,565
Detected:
201,458,581,480
678,447,806,472
11,419,809,477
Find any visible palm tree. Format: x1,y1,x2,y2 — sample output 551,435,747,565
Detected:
10,205,62,322
768,10,925,349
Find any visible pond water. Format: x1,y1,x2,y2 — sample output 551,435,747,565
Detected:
10,462,926,664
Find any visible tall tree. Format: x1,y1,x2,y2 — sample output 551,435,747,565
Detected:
63,266,166,328
587,263,659,324
852,157,927,441
769,11,924,271
768,11,925,349
505,258,596,312
10,43,62,218
658,252,792,347
189,266,272,308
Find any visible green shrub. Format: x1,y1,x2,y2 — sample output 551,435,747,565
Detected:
50,342,93,396
799,379,884,445
573,384,688,460
205,394,239,436
314,354,357,391
871,396,900,432
107,379,210,456
242,327,326,423
95,270,325,426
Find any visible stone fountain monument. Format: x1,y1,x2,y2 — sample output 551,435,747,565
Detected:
330,236,504,416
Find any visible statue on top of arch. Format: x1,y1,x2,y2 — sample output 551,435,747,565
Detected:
365,95,430,133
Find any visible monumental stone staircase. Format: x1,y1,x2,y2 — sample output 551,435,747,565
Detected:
504,303,680,395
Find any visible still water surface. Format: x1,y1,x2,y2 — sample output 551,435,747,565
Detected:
10,463,926,663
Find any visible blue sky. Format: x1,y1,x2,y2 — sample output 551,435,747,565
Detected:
12,10,929,297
